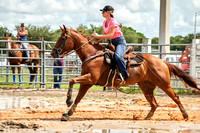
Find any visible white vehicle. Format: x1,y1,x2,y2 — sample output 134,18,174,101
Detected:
0,58,7,66
165,54,181,68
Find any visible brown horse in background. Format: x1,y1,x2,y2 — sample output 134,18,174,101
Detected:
51,25,200,121
4,34,40,84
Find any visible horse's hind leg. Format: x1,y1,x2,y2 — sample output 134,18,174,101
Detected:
138,81,157,120
160,85,188,120
11,67,16,85
17,67,22,85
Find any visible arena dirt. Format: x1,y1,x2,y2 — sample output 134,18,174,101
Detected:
0,88,200,132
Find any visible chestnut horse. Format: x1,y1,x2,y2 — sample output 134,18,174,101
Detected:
51,26,199,121
4,34,40,84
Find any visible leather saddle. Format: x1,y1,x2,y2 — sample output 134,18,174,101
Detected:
103,44,144,87
17,43,34,54
104,45,144,68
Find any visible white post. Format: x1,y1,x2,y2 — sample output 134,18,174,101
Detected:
191,39,200,78
144,38,152,53
159,0,170,60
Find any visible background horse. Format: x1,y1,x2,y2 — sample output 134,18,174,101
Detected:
4,34,40,85
51,25,200,121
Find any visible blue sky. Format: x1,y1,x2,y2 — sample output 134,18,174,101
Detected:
0,0,200,38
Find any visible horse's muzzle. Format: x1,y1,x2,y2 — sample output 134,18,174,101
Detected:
51,49,59,58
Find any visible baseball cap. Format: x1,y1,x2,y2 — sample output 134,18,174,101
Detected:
21,23,25,27
100,5,114,12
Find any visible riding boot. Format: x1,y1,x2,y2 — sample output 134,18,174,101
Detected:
116,73,129,85
26,50,30,62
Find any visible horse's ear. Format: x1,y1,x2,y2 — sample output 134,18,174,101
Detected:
63,25,67,32
79,30,84,33
4,33,6,37
9,33,12,37
60,26,64,31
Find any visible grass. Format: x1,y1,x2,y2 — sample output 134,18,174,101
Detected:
0,69,195,94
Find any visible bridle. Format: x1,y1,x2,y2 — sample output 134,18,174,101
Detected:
52,28,94,57
52,29,70,57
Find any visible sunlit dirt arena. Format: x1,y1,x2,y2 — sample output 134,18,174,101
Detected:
0,88,200,133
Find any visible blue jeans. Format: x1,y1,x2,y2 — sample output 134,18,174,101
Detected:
111,36,128,79
22,43,29,60
53,67,64,88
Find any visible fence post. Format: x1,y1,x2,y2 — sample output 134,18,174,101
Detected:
40,41,45,88
43,40,46,88
144,38,152,53
6,42,9,82
0,50,3,78
190,39,197,78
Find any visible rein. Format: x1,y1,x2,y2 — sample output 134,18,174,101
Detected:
62,37,95,57
82,51,107,67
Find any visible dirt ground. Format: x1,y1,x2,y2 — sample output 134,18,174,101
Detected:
0,87,200,133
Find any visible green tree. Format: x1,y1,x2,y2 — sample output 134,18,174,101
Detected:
76,24,88,31
152,37,158,44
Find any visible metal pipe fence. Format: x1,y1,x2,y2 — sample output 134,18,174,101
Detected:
0,39,192,90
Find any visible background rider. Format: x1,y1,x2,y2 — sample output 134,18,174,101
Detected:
16,23,29,62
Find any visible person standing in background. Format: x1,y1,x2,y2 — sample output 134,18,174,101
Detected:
53,57,64,89
179,46,190,74
179,46,190,89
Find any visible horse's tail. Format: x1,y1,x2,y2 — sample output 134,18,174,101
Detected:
164,61,200,91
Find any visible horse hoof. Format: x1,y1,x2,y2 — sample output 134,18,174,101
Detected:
144,116,151,120
66,99,73,107
61,113,69,121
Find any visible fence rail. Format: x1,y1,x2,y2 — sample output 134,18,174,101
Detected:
0,39,194,90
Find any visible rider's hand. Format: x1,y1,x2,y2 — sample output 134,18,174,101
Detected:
91,32,99,38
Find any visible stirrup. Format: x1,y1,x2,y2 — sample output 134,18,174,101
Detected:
116,73,125,85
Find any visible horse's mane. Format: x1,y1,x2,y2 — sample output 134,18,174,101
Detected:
71,29,106,50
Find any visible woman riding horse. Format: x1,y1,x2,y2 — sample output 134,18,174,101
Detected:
92,5,129,84
51,25,199,121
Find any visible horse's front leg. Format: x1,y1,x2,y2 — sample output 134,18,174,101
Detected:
62,73,93,121
66,73,93,107
62,84,92,121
